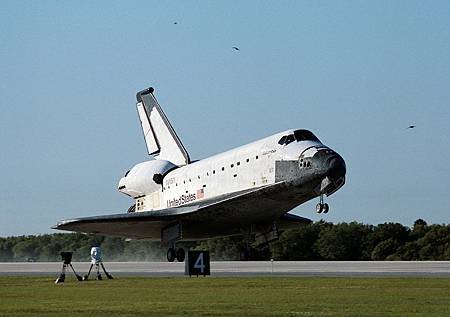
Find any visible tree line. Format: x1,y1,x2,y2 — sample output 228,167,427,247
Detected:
0,219,449,262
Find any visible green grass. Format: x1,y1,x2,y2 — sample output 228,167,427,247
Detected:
0,276,449,316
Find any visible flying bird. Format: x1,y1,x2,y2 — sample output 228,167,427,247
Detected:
407,125,416,129
232,46,240,51
174,22,178,25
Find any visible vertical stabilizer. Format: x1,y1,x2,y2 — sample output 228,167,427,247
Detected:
136,87,190,166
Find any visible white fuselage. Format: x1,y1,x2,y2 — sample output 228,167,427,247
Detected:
54,87,347,246
119,129,327,212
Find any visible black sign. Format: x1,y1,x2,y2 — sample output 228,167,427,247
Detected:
185,251,210,276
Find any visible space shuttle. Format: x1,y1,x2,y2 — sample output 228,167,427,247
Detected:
54,87,346,261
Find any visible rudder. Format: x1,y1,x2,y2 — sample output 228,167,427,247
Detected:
136,87,190,166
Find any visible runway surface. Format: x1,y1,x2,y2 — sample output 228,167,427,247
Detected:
1,261,449,277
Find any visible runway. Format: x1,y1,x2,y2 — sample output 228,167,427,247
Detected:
1,261,449,277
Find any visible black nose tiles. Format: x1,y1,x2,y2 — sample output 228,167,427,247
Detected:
327,155,346,180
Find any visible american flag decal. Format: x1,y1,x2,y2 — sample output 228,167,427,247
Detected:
197,188,204,199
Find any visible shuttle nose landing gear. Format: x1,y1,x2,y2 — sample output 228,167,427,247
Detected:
166,245,185,262
316,194,329,214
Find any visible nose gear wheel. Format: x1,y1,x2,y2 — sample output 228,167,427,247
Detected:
316,195,329,214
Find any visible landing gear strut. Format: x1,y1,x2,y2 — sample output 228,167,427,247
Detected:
239,224,275,261
167,244,185,262
316,194,329,214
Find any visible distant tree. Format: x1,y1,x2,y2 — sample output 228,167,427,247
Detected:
1,220,449,262
38,235,63,261
371,238,401,260
411,219,429,240
443,243,450,260
397,241,420,260
101,236,125,260
0,239,14,261
195,236,244,260
413,219,427,228
121,240,164,261
270,222,324,260
370,223,410,245
315,222,372,260
417,225,450,260
12,238,40,260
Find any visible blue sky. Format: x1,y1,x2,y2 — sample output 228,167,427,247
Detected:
1,1,449,236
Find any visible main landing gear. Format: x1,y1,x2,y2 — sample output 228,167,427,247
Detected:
316,194,329,214
167,245,185,262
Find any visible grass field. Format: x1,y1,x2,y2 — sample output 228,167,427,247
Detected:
0,276,449,317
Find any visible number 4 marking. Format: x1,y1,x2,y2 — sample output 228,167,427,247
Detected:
194,253,205,273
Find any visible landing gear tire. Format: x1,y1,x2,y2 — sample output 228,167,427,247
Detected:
316,203,330,214
176,248,185,262
167,248,176,262
316,203,323,213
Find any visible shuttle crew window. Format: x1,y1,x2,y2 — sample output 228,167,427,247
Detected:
278,134,295,145
278,136,287,145
286,134,295,144
294,129,321,143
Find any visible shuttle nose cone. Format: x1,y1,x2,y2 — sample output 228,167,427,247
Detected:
327,155,346,180
310,149,346,195
312,150,346,180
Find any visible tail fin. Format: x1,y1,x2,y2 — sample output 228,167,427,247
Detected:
136,87,190,166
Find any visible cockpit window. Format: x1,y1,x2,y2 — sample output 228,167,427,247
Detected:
278,135,287,145
286,134,295,144
278,134,296,146
124,170,130,177
278,130,321,146
294,129,321,143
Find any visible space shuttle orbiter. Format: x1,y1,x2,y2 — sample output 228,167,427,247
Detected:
54,86,346,262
